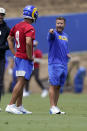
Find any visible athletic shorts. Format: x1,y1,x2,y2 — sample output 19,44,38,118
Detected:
48,64,68,87
14,57,33,80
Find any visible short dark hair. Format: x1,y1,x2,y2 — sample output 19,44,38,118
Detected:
56,16,66,23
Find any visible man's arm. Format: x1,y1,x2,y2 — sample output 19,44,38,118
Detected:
0,27,10,51
47,29,55,41
26,37,33,60
7,35,15,55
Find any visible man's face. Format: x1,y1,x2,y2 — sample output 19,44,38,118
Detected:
0,13,5,22
56,19,65,33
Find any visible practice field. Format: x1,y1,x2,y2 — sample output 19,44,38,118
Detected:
0,93,87,131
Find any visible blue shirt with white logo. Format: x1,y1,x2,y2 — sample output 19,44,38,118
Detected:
47,30,69,66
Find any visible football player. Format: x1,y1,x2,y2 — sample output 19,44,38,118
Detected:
5,5,38,114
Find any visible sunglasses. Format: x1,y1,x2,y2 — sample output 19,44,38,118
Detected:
0,13,5,16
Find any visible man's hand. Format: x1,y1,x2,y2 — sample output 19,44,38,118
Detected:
67,54,71,62
7,35,15,55
28,57,34,61
49,29,54,34
67,53,71,59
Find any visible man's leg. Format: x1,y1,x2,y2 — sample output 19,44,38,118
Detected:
34,68,48,98
34,68,45,90
16,88,23,107
54,86,60,106
49,85,60,107
25,80,30,92
25,71,33,92
0,59,5,101
5,77,25,114
23,72,33,97
9,77,25,105
16,80,32,114
49,85,55,106
49,85,65,114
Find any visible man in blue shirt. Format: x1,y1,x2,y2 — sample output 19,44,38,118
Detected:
47,17,71,114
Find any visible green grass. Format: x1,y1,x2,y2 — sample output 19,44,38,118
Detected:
0,93,87,131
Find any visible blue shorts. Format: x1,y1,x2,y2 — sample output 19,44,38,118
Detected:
14,57,33,80
48,64,68,87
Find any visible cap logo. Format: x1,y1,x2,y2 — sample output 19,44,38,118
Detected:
32,8,37,19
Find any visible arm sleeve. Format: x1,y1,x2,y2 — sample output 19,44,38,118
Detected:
9,26,15,37
47,32,55,41
25,26,35,40
2,26,15,51
67,46,69,54
0,27,10,51
5,27,10,50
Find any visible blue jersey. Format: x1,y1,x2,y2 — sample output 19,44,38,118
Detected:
47,30,69,66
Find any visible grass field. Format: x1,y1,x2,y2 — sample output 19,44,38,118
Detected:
0,93,87,131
